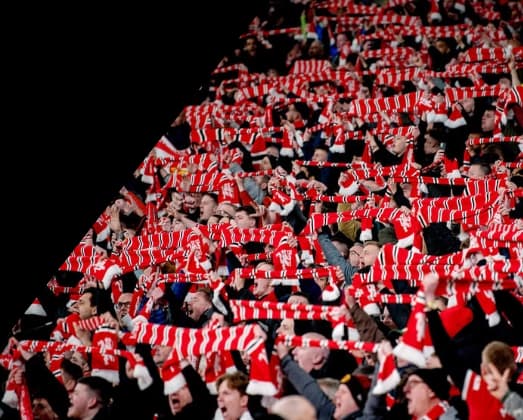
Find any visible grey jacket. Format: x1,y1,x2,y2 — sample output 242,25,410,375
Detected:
504,391,523,420
280,354,335,420
318,233,358,286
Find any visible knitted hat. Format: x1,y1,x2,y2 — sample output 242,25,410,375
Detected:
444,104,467,129
329,125,346,154
407,368,450,400
340,373,371,409
204,352,237,394
454,0,466,13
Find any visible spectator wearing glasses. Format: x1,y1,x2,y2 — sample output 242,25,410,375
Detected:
401,368,459,419
115,292,133,332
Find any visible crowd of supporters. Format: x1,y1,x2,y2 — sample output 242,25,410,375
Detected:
1,0,523,419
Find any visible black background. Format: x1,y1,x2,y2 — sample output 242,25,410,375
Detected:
3,3,266,346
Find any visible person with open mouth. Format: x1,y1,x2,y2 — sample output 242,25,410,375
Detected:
214,371,254,420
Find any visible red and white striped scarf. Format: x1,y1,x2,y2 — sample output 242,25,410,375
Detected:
274,334,379,353
360,47,415,60
375,68,421,89
362,262,520,293
1,361,32,419
218,224,293,249
230,266,340,283
347,91,423,117
460,47,507,63
467,135,522,146
135,322,276,395
445,85,506,104
475,222,523,243
229,300,342,324
332,13,421,27
289,59,332,75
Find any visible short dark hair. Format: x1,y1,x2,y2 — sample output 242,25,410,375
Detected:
469,160,491,175
61,357,84,381
314,144,330,154
119,212,145,232
236,205,257,216
202,192,219,204
82,287,116,318
77,376,113,407
293,102,310,121
288,290,311,302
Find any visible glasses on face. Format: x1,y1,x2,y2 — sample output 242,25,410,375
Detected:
403,378,424,391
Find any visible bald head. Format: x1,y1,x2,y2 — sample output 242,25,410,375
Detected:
270,395,317,420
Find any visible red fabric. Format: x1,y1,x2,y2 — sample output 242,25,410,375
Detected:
462,370,511,420
439,305,473,338
239,189,256,207
91,327,120,384
512,104,523,128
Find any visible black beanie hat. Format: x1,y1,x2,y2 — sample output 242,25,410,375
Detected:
340,373,371,409
409,368,450,401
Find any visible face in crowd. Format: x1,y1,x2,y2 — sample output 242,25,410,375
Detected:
216,375,250,420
